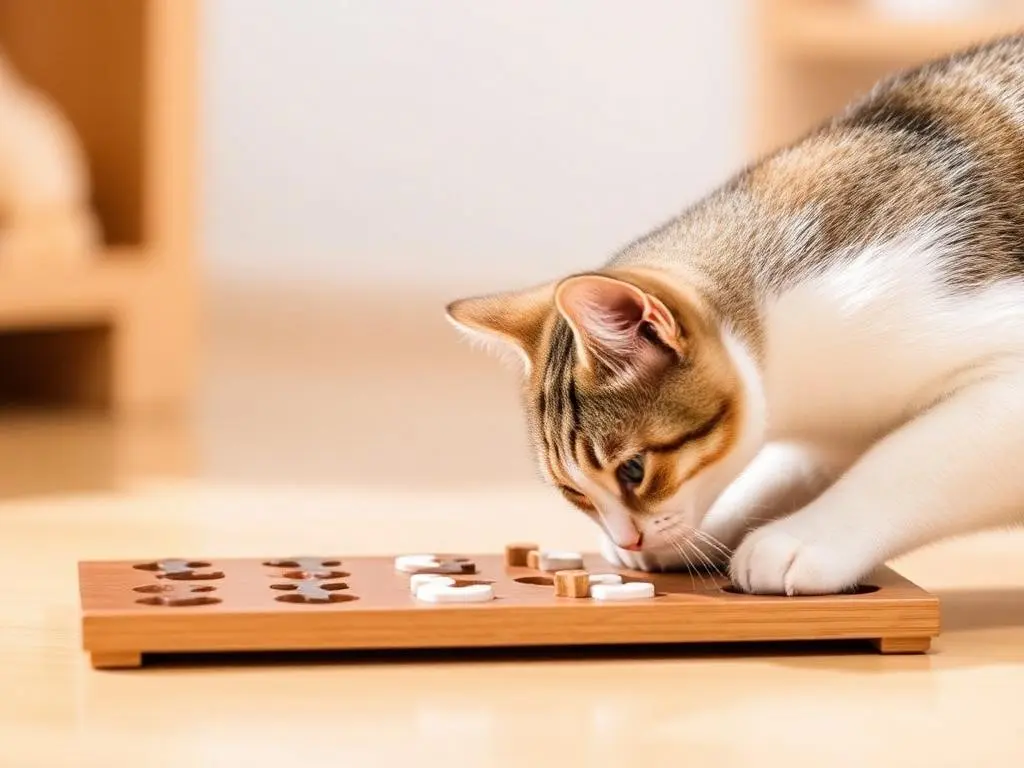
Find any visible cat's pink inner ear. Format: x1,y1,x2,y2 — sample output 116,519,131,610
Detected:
556,277,645,354
555,275,678,360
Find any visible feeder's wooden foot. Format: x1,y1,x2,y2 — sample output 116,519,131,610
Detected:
871,637,931,654
91,651,143,669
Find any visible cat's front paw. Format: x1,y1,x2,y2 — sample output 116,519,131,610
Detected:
599,534,664,572
729,523,869,595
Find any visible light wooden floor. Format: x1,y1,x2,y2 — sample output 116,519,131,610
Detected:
2,286,1024,766
197,284,540,489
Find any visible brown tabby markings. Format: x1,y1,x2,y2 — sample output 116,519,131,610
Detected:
526,269,743,521
617,36,1024,307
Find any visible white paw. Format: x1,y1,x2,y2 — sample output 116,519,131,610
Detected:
729,523,868,595
599,534,664,572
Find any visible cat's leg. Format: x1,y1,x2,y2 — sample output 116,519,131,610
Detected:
599,442,846,572
731,371,1024,595
699,441,846,555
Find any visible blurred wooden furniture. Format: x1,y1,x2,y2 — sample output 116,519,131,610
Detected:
0,0,198,413
752,0,1024,157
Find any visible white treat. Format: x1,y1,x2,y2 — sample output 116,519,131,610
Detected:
538,550,584,571
590,582,656,601
409,574,455,593
588,573,624,586
415,583,495,604
395,554,440,573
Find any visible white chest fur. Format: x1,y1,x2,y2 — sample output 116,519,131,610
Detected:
758,230,1024,452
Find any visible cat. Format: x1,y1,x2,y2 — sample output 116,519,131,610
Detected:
0,49,99,267
445,34,1024,595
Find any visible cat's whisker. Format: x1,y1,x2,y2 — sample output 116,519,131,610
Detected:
680,538,715,590
679,541,702,591
688,525,731,551
665,537,699,592
692,529,733,564
682,533,719,573
662,529,714,589
657,520,732,569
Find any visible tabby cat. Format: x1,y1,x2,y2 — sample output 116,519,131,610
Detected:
446,35,1024,594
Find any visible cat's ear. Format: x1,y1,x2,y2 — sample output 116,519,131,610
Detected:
445,282,554,373
554,273,683,372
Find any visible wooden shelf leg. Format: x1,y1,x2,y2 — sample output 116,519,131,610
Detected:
90,651,143,669
112,279,195,414
871,637,931,654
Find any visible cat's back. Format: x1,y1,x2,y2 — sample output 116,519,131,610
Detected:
853,33,1024,116
809,34,1024,287
617,34,1024,299
829,32,1024,177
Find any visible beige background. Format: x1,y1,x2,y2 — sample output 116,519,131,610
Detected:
200,0,749,292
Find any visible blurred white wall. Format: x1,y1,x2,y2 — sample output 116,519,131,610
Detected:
200,0,750,294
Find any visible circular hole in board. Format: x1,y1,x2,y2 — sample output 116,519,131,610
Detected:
278,569,350,580
515,576,555,587
133,560,211,572
274,593,359,605
262,559,342,568
270,582,350,592
136,596,223,607
159,570,225,581
133,584,217,594
719,584,881,597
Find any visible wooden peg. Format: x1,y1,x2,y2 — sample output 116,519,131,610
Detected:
505,542,539,567
526,550,540,570
554,569,590,598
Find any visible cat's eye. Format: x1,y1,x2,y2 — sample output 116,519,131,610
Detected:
616,454,645,488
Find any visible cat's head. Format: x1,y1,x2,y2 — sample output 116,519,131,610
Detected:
446,266,764,564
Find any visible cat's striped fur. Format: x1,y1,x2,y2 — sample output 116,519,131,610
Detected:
447,35,1024,594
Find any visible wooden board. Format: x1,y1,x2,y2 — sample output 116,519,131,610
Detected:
78,551,940,669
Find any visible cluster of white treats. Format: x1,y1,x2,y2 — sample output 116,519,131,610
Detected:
396,552,656,602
